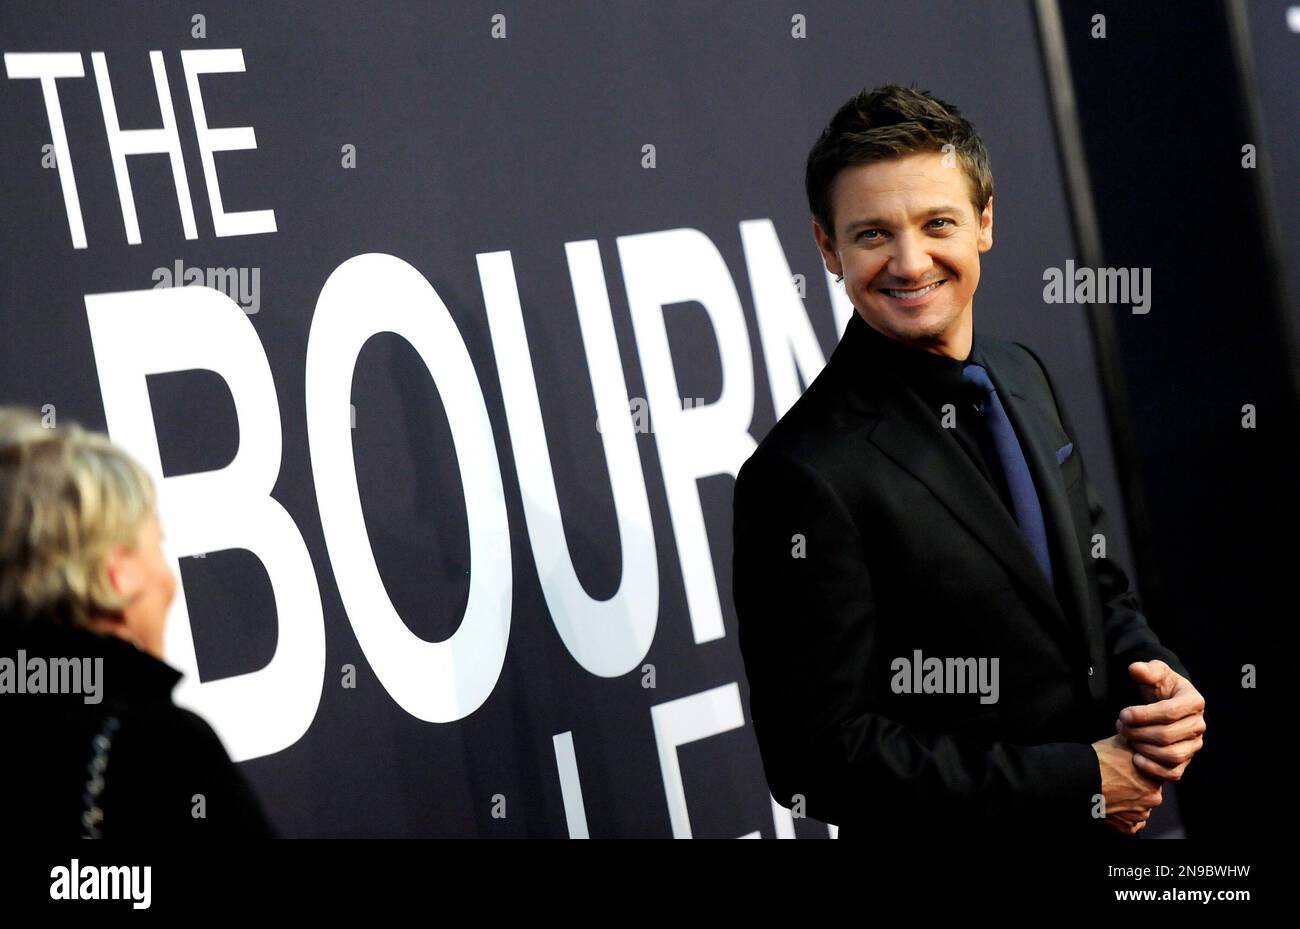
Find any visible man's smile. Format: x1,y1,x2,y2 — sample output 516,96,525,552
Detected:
877,278,948,305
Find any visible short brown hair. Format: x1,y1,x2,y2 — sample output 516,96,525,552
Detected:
0,407,157,629
805,83,993,240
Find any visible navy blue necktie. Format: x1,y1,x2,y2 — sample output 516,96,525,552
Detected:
961,363,1054,590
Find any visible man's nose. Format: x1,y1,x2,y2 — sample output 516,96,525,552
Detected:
888,232,934,281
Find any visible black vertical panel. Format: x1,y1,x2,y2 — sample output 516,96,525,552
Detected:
1055,0,1298,838
1239,0,1300,370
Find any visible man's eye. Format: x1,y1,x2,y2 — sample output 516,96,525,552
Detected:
857,229,881,241
928,218,953,229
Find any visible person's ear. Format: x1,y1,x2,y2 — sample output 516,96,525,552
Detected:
90,545,140,645
104,543,141,602
812,217,844,280
977,196,993,252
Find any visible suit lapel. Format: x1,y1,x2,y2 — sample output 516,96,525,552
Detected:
865,376,1071,632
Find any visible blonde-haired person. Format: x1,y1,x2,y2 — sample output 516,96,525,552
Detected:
0,407,273,837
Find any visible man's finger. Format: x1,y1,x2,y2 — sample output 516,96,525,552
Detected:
1128,659,1170,684
1130,736,1203,768
1106,815,1148,835
1120,712,1206,746
1133,750,1192,782
1119,694,1197,726
1110,809,1151,825
1129,660,1177,701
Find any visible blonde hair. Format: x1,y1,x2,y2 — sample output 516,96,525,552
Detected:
0,407,157,629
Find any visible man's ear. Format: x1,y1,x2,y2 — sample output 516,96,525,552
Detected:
811,217,843,278
89,545,136,642
103,544,140,601
977,196,993,252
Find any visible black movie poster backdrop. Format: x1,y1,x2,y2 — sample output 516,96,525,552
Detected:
0,1,1122,837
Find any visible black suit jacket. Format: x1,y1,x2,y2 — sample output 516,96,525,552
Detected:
733,312,1188,838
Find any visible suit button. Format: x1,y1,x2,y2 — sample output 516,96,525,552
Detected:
1087,666,1094,677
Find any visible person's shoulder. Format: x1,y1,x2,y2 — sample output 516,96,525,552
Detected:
126,701,232,760
976,332,1058,396
975,330,1043,371
748,358,882,475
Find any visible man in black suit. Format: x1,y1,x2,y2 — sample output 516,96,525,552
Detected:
733,85,1206,838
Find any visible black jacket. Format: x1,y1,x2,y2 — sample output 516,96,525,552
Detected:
0,615,275,838
733,313,1189,837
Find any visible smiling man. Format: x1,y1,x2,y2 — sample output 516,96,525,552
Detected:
732,84,1205,838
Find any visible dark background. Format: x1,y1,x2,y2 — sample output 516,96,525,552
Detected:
1056,0,1295,840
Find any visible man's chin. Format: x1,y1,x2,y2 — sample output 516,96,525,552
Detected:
869,308,951,345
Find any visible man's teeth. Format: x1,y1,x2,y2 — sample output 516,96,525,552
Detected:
884,281,944,299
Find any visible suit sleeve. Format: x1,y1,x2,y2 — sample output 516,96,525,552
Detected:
733,449,1100,830
1014,343,1191,705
